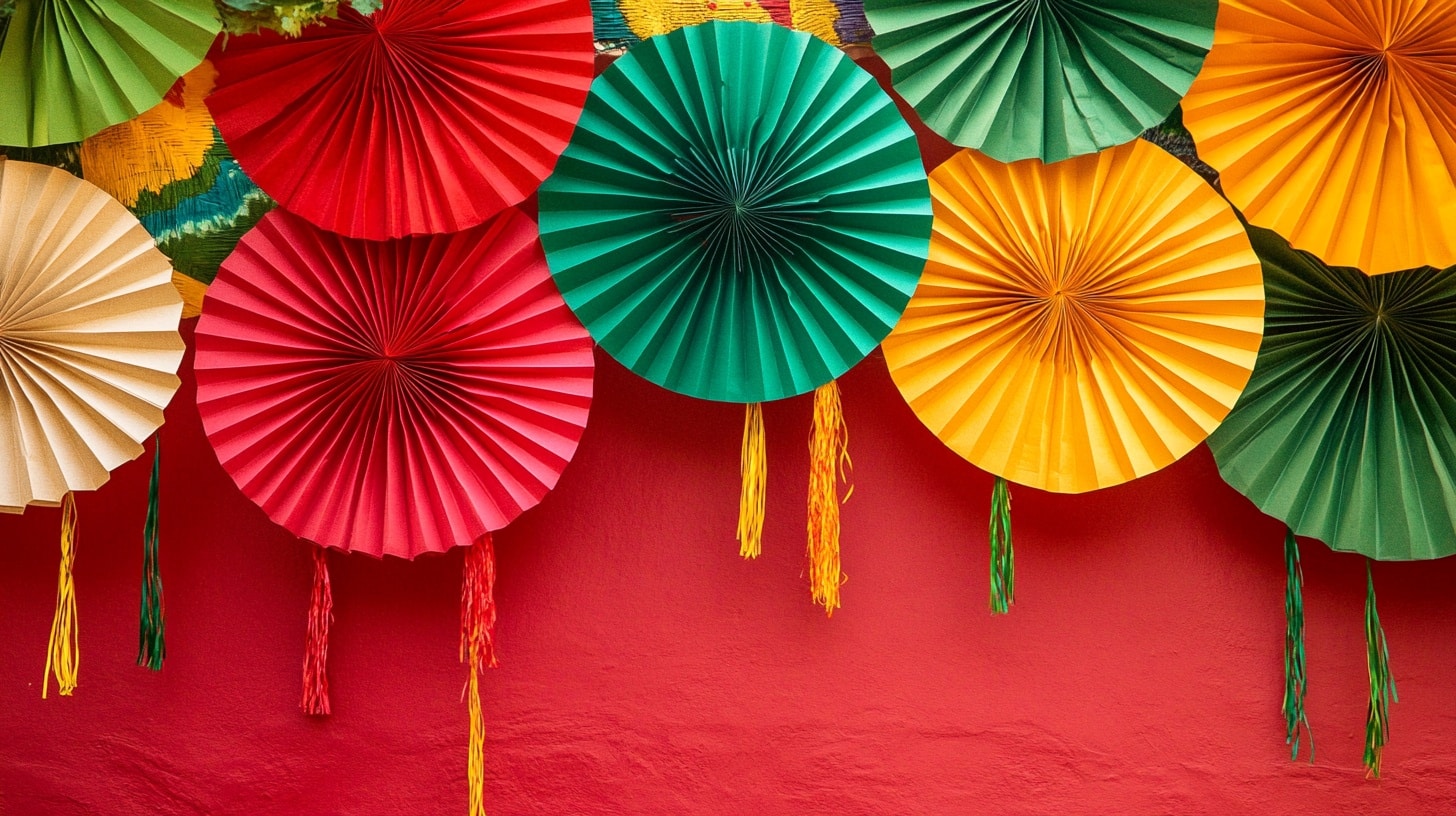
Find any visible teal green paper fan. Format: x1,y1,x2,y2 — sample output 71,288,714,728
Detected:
863,0,1217,163
538,20,932,403
0,0,220,147
1208,227,1456,561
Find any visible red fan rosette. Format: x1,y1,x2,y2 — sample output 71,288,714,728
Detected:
206,0,595,240
193,207,595,558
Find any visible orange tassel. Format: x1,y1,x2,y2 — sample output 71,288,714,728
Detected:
461,534,497,816
807,380,851,616
737,402,766,559
301,545,333,716
43,494,80,698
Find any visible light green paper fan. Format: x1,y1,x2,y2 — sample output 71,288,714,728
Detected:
538,20,931,403
0,0,220,147
864,0,1217,163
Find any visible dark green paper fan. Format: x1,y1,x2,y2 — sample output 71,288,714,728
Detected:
1209,227,1456,561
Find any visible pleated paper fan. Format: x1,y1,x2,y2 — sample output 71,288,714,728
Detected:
207,0,595,240
0,160,185,512
864,0,1217,163
1209,227,1456,561
1182,0,1456,274
540,20,931,404
0,0,220,147
882,140,1265,494
194,208,595,559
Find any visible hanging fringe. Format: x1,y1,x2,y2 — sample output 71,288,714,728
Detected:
461,534,498,816
138,436,166,671
737,402,767,559
989,476,1014,615
301,545,333,716
1283,528,1312,761
43,494,80,699
1363,561,1397,779
807,380,851,616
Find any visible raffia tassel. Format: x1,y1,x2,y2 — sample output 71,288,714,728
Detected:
989,476,1014,615
1364,561,1397,779
462,534,498,816
301,545,333,716
1283,529,1312,761
43,494,80,699
807,380,851,616
138,436,166,671
737,402,766,559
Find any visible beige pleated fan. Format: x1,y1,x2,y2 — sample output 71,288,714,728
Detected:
0,160,185,512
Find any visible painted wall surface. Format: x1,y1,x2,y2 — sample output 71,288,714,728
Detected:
5,52,1456,816
3,326,1456,815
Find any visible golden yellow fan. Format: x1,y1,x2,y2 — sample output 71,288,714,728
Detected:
882,139,1264,611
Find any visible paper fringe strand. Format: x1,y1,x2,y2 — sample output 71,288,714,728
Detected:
138,437,165,671
807,381,850,616
44,494,79,698
737,403,766,560
301,545,333,716
1283,528,1311,761
1364,562,1397,778
462,534,498,816
989,477,1014,615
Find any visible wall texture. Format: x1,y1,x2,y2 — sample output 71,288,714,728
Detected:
3,325,1456,815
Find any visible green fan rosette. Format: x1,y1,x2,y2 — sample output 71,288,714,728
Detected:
0,0,220,146
1209,227,1456,561
538,20,931,403
864,0,1217,163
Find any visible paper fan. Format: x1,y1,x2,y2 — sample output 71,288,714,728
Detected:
540,20,929,612
194,208,595,559
883,140,1264,494
539,20,930,404
0,0,220,147
1182,0,1456,274
863,0,1217,163
206,0,595,240
0,160,185,512
1209,228,1456,561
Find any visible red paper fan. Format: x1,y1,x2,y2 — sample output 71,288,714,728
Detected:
194,208,595,558
206,0,595,240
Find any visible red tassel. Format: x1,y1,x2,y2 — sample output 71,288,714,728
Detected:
461,534,497,816
301,545,333,716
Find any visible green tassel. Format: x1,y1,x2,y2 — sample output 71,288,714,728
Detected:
989,476,1013,615
1363,561,1397,778
1282,529,1312,761
137,436,165,671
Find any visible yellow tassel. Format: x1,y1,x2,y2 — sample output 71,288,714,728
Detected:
737,402,766,559
467,659,486,816
807,380,851,616
43,494,79,699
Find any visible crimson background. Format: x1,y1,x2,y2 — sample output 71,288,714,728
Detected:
3,52,1456,816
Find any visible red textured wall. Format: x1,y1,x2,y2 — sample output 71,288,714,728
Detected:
4,325,1456,815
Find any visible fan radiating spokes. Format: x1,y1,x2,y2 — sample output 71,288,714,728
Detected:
194,207,594,558
539,21,931,403
1183,0,1456,273
883,141,1264,493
